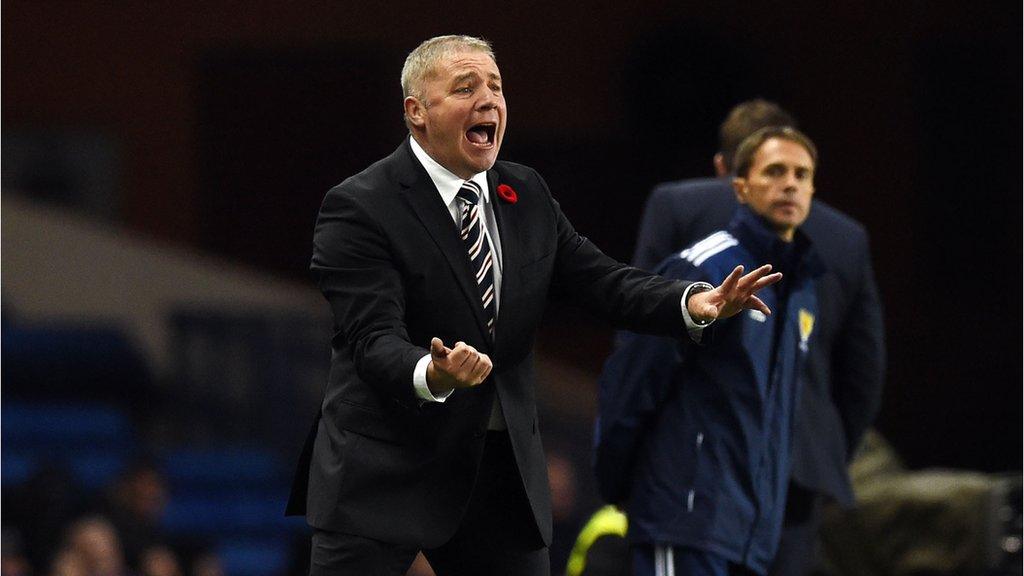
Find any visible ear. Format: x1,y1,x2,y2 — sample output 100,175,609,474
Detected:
713,153,728,177
732,177,748,204
404,96,426,130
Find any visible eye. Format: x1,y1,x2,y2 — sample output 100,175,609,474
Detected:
765,165,785,177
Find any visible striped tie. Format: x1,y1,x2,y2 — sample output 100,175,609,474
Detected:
457,180,496,337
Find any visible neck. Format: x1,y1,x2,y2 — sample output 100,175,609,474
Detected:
409,133,475,180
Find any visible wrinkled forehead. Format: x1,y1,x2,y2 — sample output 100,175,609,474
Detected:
427,48,499,81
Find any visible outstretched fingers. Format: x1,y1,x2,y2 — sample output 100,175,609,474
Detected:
735,264,772,290
719,265,744,296
749,271,783,292
745,294,772,315
736,266,780,316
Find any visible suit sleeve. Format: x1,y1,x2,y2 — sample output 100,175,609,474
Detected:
538,172,691,337
592,257,703,504
632,185,684,271
310,187,425,408
832,235,886,457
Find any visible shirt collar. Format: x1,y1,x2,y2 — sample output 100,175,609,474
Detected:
728,205,824,278
409,136,490,207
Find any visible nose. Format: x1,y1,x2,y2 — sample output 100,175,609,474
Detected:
477,88,502,111
783,172,799,192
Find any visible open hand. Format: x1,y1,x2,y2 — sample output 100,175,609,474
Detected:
426,337,493,395
687,264,783,323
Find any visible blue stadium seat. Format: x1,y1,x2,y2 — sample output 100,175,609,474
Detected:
162,446,282,489
2,325,151,402
161,487,302,536
1,403,132,453
1,403,134,488
217,538,291,576
0,451,36,486
68,451,128,488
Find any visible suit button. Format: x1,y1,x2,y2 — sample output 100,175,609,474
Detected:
473,430,487,439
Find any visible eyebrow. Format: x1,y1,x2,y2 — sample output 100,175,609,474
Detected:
451,72,502,85
764,161,813,171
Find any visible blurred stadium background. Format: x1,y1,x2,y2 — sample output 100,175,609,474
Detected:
2,2,1020,575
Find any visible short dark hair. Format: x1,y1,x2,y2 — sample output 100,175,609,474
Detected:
733,126,818,178
718,99,797,172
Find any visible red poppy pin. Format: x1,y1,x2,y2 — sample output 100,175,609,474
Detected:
497,184,518,204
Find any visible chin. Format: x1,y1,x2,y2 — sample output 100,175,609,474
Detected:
470,155,498,173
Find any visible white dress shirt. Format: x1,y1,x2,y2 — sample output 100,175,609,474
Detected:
408,137,504,408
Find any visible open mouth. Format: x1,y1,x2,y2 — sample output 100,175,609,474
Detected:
465,123,496,147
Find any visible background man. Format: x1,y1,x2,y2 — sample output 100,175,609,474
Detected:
595,126,824,575
287,35,779,575
629,100,885,575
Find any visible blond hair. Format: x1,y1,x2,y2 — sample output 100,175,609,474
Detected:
401,35,495,102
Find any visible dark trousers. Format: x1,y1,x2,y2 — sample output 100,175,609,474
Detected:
766,484,823,576
309,431,549,576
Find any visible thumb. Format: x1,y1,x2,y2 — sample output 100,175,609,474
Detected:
700,302,720,320
430,337,449,359
688,292,719,321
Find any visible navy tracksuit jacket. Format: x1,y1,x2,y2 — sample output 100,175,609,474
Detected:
594,206,824,574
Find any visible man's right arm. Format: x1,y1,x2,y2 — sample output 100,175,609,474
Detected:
313,187,491,407
311,187,431,409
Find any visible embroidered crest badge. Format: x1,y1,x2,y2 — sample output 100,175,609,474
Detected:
799,308,815,352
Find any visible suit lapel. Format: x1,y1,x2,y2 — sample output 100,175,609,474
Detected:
488,169,520,346
396,142,491,342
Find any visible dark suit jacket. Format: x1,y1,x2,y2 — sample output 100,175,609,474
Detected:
287,139,691,548
632,177,885,507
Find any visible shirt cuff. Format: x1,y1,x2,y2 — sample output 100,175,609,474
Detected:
413,353,453,403
681,282,715,343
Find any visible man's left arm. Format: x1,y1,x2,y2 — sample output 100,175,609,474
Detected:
538,173,691,337
536,170,777,334
832,238,886,457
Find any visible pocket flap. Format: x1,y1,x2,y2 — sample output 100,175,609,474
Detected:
335,399,407,444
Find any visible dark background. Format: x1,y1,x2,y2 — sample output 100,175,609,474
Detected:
4,0,1020,473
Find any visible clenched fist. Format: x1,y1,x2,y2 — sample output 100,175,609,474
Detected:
426,337,493,395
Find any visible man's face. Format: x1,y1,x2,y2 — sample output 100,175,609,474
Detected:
405,49,506,179
733,137,815,241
